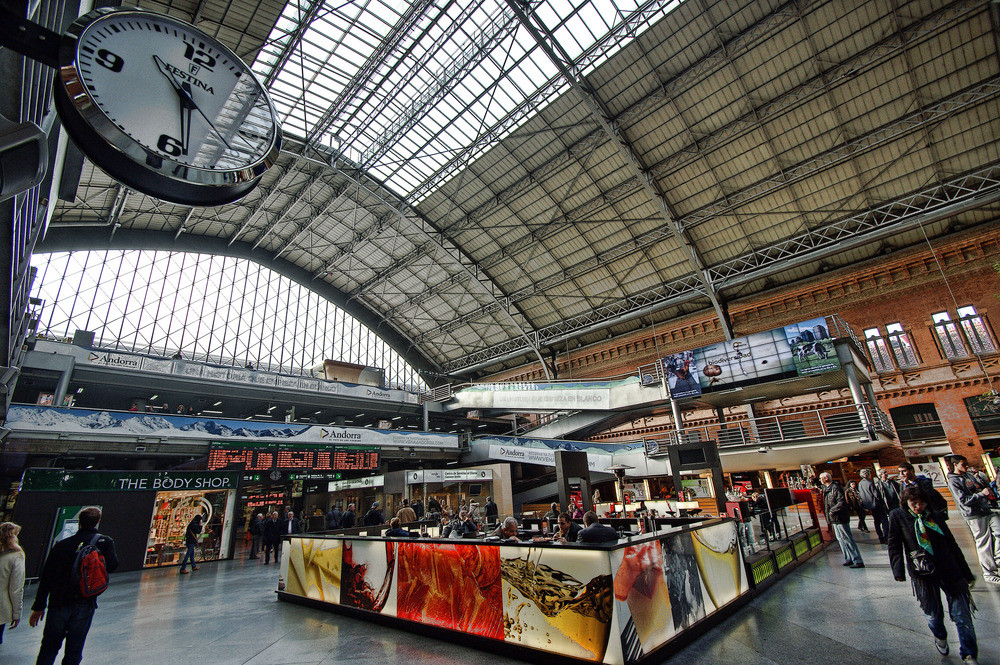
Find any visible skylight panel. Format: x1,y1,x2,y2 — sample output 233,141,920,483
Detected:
255,0,680,199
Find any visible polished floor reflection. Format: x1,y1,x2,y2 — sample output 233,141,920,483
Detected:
2,525,998,665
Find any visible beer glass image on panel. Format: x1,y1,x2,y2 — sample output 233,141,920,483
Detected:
612,540,673,659
501,548,613,661
691,522,746,610
397,542,503,639
660,532,706,631
342,540,398,615
286,537,342,603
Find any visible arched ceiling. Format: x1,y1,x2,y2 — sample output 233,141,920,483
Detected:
39,0,1000,380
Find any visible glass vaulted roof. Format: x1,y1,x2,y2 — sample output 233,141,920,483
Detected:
253,0,678,201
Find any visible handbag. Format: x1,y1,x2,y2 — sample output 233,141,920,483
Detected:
907,549,936,576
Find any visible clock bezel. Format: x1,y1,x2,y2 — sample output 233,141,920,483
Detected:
53,7,282,206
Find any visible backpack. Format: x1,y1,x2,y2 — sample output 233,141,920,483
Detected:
72,534,109,599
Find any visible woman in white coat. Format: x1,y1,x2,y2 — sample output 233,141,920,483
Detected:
0,522,25,646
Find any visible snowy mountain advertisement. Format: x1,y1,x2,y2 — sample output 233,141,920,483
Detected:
6,405,458,449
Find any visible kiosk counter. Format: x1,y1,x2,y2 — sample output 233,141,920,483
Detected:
276,518,749,664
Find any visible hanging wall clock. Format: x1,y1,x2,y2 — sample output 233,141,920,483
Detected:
48,7,282,206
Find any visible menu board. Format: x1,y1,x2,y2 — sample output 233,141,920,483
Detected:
208,442,379,472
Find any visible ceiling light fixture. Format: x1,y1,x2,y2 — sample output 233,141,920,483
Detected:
214,401,222,406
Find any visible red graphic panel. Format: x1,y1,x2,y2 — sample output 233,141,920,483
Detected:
396,542,503,639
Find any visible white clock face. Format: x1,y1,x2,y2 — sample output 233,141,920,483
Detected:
72,13,277,171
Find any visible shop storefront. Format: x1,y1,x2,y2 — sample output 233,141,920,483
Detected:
12,469,241,575
405,469,494,517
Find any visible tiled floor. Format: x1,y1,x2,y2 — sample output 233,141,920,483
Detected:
2,524,997,664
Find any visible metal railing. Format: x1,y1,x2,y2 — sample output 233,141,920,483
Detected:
644,402,890,456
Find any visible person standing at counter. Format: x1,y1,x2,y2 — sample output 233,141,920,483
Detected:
341,504,356,529
179,514,202,574
577,512,618,544
489,517,520,541
554,513,582,544
385,518,413,538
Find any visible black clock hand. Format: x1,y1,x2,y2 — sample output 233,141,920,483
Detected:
152,55,234,152
153,55,191,155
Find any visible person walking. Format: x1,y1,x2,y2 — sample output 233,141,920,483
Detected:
898,463,948,520
877,467,902,511
178,514,202,574
261,512,278,565
341,503,356,529
858,468,888,544
846,480,869,533
819,472,864,568
247,513,263,560
29,506,119,665
888,485,979,664
946,454,1000,584
484,496,499,526
0,522,25,646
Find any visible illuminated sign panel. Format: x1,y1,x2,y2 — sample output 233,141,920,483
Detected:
208,442,379,472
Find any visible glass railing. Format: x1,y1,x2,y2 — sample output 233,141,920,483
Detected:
644,402,887,455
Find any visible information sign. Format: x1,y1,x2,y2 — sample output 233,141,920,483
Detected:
208,442,379,472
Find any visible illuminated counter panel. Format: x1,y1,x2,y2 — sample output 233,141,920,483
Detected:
277,519,749,665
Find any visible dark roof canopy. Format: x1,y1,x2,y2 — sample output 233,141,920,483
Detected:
41,0,1000,379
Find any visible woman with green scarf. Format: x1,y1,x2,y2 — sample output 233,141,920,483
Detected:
888,485,978,664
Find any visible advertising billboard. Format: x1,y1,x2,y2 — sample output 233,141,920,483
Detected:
659,316,842,399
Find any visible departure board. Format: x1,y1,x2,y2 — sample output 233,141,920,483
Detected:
208,442,379,472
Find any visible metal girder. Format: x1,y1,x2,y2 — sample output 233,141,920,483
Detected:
407,0,681,204
304,0,435,147
226,163,304,247
349,242,436,301
646,0,979,182
273,184,348,257
259,0,326,88
710,163,1000,288
504,0,731,333
441,162,1000,373
249,170,330,251
359,2,521,169
680,75,1000,231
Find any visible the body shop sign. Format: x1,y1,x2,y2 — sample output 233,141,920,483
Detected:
20,469,240,492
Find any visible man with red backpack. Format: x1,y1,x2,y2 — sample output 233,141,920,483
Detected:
28,506,118,665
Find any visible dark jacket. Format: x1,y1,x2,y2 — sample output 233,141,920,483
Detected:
185,518,203,546
341,510,356,529
31,528,119,611
363,508,384,526
411,500,424,519
900,476,949,519
821,481,850,524
577,522,618,543
442,518,477,539
878,477,901,510
326,508,342,530
887,506,973,615
248,516,263,536
485,500,498,519
427,498,442,513
857,478,882,511
946,471,993,519
557,522,583,542
262,517,278,544
385,527,413,538
279,517,302,536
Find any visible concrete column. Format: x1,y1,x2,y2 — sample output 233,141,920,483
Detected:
843,362,872,429
423,402,429,431
53,359,75,408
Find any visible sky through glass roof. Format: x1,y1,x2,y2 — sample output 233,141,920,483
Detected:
253,0,679,201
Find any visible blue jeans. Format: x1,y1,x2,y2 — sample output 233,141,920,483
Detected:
926,587,977,659
832,522,862,564
179,543,196,570
35,602,95,665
